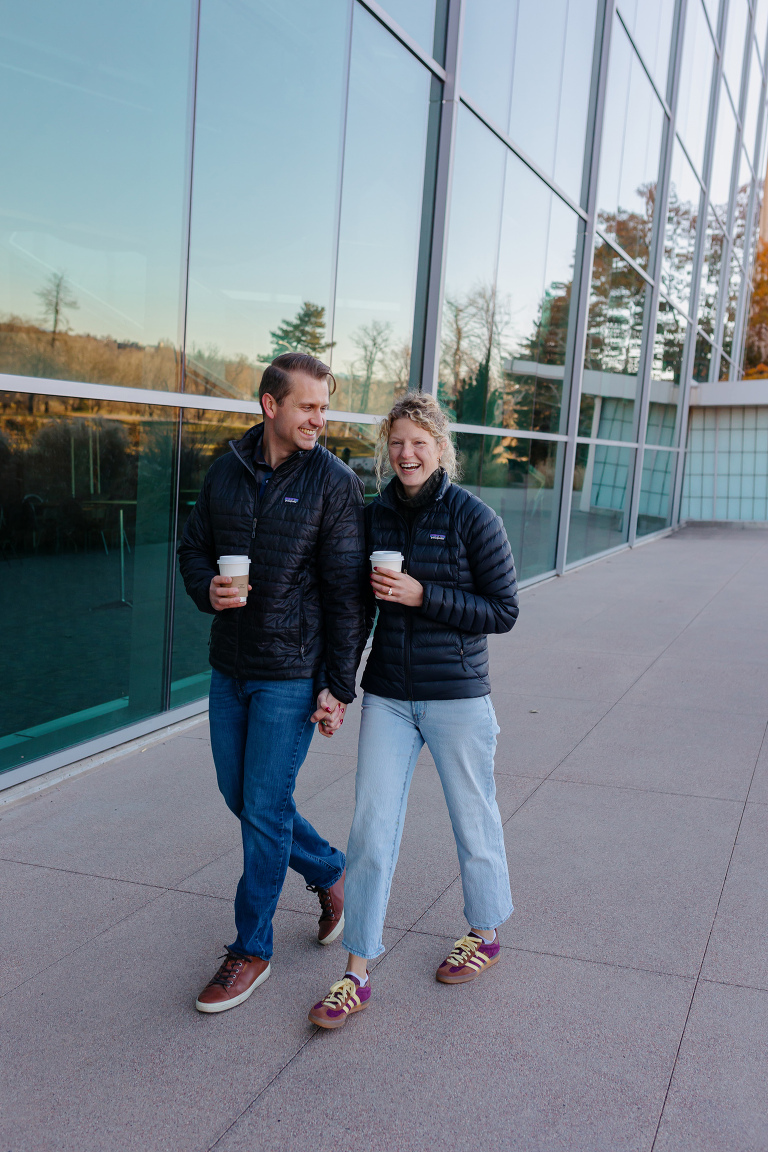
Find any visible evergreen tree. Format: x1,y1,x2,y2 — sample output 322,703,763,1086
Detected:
265,301,333,360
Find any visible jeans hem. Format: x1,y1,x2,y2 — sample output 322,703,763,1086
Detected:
342,940,384,961
465,904,514,932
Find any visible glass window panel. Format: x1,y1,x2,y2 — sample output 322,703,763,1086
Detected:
597,19,665,270
637,448,675,534
709,82,737,217
647,301,686,444
719,350,733,378
732,146,753,263
580,241,648,442
0,393,178,774
662,139,702,311
184,0,348,403
618,0,676,94
677,0,716,177
698,209,727,340
462,0,598,204
331,7,434,415
701,0,720,33
756,0,768,64
0,1,193,393
567,444,635,562
378,0,446,61
439,109,506,422
508,0,599,203
722,251,744,356
494,165,580,435
743,38,764,160
693,330,714,381
460,0,516,128
723,0,750,106
324,422,378,499
457,432,562,580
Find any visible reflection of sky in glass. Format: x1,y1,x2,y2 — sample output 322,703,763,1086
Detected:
618,0,675,94
756,1,768,65
185,0,348,397
676,0,715,177
743,39,764,162
0,0,194,358
461,0,597,204
709,83,737,216
597,19,664,269
331,7,431,413
722,0,749,109
378,0,439,58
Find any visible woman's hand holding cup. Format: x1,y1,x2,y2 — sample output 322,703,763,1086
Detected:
371,567,424,607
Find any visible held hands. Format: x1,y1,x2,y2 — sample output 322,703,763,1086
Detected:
371,566,424,607
311,688,345,739
209,574,252,611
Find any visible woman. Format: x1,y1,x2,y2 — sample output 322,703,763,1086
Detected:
308,393,519,1029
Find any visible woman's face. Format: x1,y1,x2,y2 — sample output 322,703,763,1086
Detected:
388,417,443,494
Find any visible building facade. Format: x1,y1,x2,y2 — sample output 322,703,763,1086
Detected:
1,0,767,787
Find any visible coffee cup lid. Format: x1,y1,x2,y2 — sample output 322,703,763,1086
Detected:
370,550,404,560
218,555,250,563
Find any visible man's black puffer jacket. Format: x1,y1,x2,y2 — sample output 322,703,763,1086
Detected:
362,471,519,701
178,424,366,704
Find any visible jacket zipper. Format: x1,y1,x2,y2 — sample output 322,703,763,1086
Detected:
298,585,305,659
400,507,431,701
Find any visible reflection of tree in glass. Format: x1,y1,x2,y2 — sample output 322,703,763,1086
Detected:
350,320,392,412
439,285,507,426
743,238,768,377
35,272,79,346
585,240,645,376
697,211,727,339
266,301,334,359
598,183,656,269
662,180,698,309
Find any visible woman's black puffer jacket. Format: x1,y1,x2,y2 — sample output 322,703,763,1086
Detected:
361,471,519,701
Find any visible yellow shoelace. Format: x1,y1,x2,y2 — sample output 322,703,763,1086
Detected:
321,977,357,1007
445,935,480,967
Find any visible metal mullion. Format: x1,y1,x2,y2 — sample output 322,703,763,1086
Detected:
630,13,686,546
555,0,617,574
576,436,640,448
457,93,589,221
165,0,202,713
615,8,674,117
420,0,465,396
672,0,724,522
326,0,355,381
449,421,567,442
354,0,447,79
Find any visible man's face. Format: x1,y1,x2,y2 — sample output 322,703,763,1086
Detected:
266,372,330,453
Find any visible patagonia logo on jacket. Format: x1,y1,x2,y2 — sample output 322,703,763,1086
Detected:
284,496,298,503
430,533,446,540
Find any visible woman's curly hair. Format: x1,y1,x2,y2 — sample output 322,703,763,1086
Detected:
374,392,459,490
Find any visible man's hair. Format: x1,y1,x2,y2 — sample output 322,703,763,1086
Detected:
258,352,336,406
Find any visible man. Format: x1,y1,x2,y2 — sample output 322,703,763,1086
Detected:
178,352,366,1013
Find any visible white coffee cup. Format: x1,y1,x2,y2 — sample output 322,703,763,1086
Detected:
371,550,404,599
218,555,250,603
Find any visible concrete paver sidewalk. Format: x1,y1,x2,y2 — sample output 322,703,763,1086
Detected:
1,525,767,1151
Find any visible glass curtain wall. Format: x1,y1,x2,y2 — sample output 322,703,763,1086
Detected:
1,0,768,779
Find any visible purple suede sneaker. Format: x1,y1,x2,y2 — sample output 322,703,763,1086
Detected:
436,932,501,984
308,973,371,1030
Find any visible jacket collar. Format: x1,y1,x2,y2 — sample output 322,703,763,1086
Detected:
377,468,451,511
229,422,311,481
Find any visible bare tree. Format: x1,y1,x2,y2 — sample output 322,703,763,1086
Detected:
351,320,392,411
35,272,79,346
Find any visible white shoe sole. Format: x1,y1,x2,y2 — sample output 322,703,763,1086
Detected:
195,962,271,1013
319,910,345,945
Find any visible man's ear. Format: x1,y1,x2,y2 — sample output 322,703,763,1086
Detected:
261,392,277,421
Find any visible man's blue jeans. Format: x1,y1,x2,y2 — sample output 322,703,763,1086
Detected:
209,669,345,961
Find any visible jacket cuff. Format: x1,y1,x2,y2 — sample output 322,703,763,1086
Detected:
193,580,217,615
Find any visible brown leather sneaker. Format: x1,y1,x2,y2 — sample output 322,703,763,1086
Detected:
308,868,345,945
195,950,271,1014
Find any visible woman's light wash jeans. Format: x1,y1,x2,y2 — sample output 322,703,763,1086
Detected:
343,692,514,960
